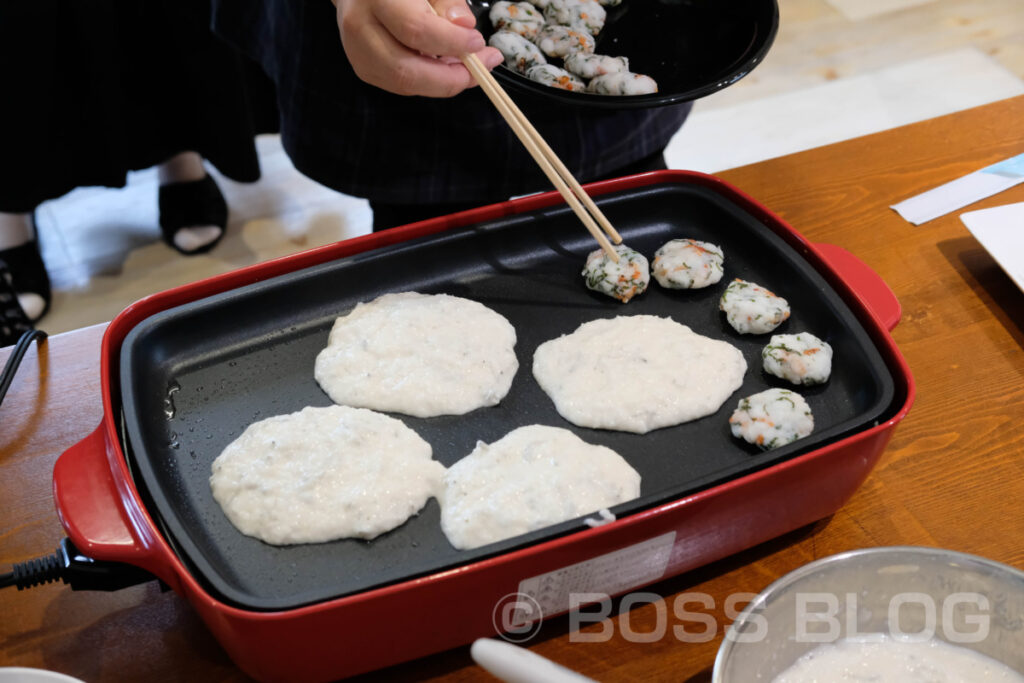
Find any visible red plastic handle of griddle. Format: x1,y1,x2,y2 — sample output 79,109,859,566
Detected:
813,243,901,332
53,423,164,572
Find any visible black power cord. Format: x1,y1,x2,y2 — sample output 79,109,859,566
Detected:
1,538,155,592
2,309,157,594
2,314,157,593
0,328,47,409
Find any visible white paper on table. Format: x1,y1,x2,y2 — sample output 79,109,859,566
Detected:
891,153,1024,225
960,201,1024,292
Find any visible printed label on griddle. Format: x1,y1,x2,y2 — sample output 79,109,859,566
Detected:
515,532,676,620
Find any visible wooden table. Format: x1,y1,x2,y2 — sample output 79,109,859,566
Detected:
3,95,1023,682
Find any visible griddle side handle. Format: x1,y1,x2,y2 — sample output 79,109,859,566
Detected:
813,243,902,332
52,424,169,579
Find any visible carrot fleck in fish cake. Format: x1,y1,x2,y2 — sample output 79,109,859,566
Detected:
652,238,725,289
729,388,814,450
762,333,833,385
582,244,650,303
719,278,791,334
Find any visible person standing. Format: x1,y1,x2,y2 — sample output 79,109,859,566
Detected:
210,0,691,231
0,0,278,327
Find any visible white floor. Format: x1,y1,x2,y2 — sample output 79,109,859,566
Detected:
665,47,1024,173
38,139,373,333
825,0,938,22
30,0,1024,335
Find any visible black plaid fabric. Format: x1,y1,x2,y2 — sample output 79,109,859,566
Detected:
210,0,692,205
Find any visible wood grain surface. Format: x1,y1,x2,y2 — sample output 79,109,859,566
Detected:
2,96,1023,682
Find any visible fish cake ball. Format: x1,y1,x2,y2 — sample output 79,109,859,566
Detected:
588,71,658,95
544,0,606,35
488,30,546,74
762,333,833,385
719,278,791,334
490,0,545,40
564,52,629,79
535,24,595,58
652,238,725,289
526,64,586,91
582,244,650,303
729,388,814,450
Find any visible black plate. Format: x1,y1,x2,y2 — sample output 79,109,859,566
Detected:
120,180,895,612
469,0,779,108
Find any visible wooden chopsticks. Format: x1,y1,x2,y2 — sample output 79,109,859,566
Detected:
426,4,623,262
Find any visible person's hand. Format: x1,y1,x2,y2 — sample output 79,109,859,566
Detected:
334,0,504,97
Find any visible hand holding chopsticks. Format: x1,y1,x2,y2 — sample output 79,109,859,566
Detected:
424,2,624,263
331,0,503,98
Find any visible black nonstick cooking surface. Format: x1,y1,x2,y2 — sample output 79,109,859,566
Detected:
120,181,896,611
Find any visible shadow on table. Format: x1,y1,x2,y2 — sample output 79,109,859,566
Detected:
938,236,1024,350
16,581,241,682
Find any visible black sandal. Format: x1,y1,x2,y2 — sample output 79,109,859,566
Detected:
0,217,51,323
0,258,37,347
158,174,228,255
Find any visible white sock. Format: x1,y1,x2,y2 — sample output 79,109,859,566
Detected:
17,293,46,320
173,225,223,252
0,212,33,250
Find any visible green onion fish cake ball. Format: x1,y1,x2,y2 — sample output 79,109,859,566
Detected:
526,64,586,91
544,0,607,35
582,243,650,303
564,52,629,79
729,388,814,450
762,333,833,385
587,71,658,95
489,0,545,40
652,238,725,289
489,30,547,74
534,24,595,58
719,278,791,334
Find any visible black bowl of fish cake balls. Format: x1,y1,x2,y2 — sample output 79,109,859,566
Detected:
467,0,779,108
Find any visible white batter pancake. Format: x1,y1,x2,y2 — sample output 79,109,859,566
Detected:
533,315,747,434
314,292,519,418
774,635,1024,683
210,405,445,545
440,425,640,550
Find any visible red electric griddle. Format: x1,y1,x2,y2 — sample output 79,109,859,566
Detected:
52,171,914,681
